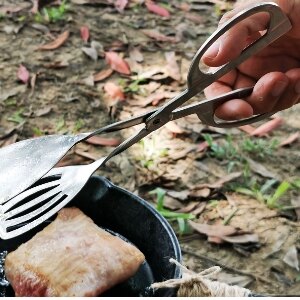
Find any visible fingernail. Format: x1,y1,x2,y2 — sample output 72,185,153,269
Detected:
272,80,288,97
295,81,300,94
204,41,220,60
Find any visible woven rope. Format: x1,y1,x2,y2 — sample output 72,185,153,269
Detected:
151,258,251,297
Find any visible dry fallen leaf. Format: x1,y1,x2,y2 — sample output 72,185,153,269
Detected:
37,30,70,50
105,51,131,75
280,132,300,147
104,81,125,101
238,124,256,135
129,47,144,63
185,13,204,24
188,221,237,237
283,245,299,271
81,46,98,61
221,233,259,244
145,0,170,17
17,64,30,84
198,141,209,152
165,51,181,81
141,29,178,43
80,26,90,43
85,136,121,147
93,68,113,82
291,197,300,221
0,85,26,102
250,117,283,136
165,121,184,134
114,0,128,12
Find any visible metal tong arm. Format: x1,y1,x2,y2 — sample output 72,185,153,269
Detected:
145,2,292,130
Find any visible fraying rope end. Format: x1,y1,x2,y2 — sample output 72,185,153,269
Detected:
151,258,252,297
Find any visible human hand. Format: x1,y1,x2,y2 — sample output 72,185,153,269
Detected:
203,0,300,120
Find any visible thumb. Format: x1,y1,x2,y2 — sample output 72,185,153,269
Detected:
202,9,270,67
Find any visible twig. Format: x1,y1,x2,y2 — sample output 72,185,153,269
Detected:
181,245,273,285
223,208,239,225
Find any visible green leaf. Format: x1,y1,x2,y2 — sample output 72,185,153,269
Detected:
149,188,166,211
267,181,290,208
159,210,194,219
260,179,277,194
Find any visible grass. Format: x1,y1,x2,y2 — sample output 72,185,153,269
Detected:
203,134,279,173
235,179,291,209
149,187,194,235
7,109,25,124
34,0,68,23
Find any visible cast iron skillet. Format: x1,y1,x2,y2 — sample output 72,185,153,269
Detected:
0,176,181,297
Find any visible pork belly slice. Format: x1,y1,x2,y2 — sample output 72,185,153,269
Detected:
5,207,145,297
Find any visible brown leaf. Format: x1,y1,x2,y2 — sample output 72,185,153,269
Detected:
74,149,98,161
31,0,39,14
166,190,189,201
291,197,300,221
250,117,283,136
207,236,223,244
165,121,184,134
114,0,128,12
171,145,198,161
185,13,204,24
93,68,113,82
191,202,207,216
0,85,26,102
85,136,121,147
35,107,52,117
246,157,279,180
0,3,30,14
188,221,237,237
129,47,144,63
283,245,299,271
145,1,170,18
189,187,210,198
198,141,209,152
30,73,37,94
165,51,181,81
37,30,70,50
43,60,69,69
104,81,125,101
82,74,95,87
176,201,198,213
141,29,178,43
280,132,300,147
17,64,30,84
221,233,259,244
80,26,90,43
0,133,18,148
81,47,98,61
193,172,242,190
105,51,130,75
238,124,256,134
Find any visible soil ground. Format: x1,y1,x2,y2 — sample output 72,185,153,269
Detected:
0,0,299,296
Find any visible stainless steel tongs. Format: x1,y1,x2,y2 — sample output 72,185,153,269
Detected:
0,2,292,239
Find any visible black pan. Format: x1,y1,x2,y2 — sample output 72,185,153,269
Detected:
0,176,181,297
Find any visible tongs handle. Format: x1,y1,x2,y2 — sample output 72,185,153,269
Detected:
187,2,292,127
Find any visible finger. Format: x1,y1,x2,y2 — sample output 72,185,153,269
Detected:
202,11,270,67
273,68,300,111
245,72,289,114
204,81,232,99
215,99,254,120
214,72,289,120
